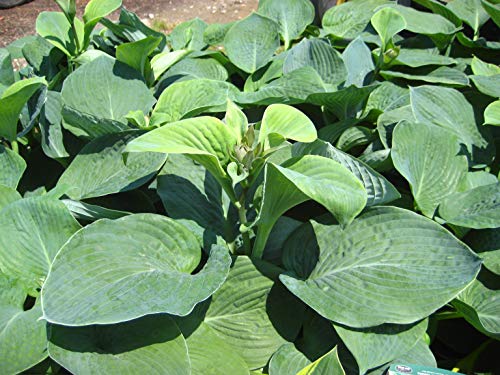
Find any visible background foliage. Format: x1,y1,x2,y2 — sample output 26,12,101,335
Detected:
0,0,499,374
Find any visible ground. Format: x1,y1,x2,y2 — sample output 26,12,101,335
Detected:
0,0,259,47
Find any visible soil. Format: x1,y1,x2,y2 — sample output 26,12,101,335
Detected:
0,0,259,47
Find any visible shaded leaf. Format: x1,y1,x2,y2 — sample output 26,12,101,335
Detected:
58,131,166,200
48,315,190,374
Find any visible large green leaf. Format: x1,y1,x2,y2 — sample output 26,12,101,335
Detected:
253,155,367,258
280,207,482,327
224,13,280,73
61,55,155,138
439,183,500,229
177,256,303,370
447,0,490,33
381,67,469,86
283,38,347,85
151,79,238,126
0,144,26,189
237,67,327,105
0,197,81,291
381,4,458,35
410,85,490,158
322,0,391,39
57,131,166,200
258,0,315,49
48,315,190,375
307,85,379,120
334,320,428,374
82,0,122,48
125,116,237,201
258,104,317,147
203,22,235,46
35,12,83,56
391,121,468,218
41,214,231,325
0,275,48,375
0,77,46,141
453,270,499,339
293,140,400,206
161,57,229,83
392,49,457,68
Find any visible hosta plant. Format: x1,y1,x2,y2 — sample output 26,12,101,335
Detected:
0,0,499,374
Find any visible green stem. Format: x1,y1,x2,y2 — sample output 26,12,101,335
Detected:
237,188,252,256
71,21,81,54
434,311,462,321
11,140,19,154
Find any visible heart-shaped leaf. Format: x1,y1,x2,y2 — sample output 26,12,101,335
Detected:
280,207,482,327
41,214,231,325
283,38,347,85
410,85,491,161
258,0,315,49
61,55,155,138
224,13,280,74
392,121,468,218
